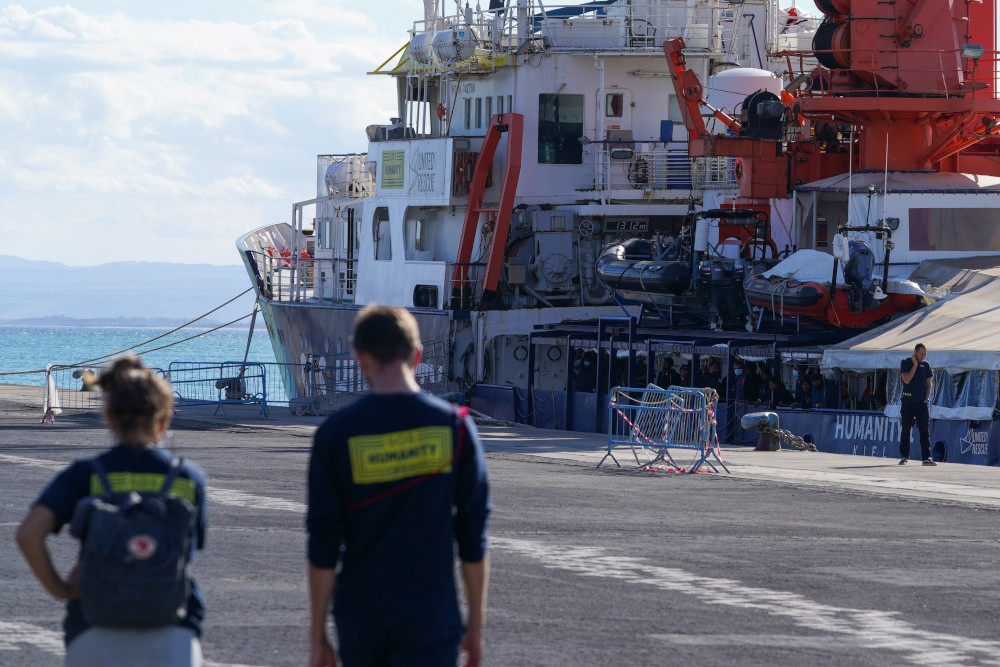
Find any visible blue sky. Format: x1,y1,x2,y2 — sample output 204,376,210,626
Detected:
1,1,816,267
0,0,418,266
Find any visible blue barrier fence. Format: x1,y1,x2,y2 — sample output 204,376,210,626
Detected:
167,361,269,417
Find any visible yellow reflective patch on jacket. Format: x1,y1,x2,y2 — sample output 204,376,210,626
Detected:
89,473,198,504
348,426,453,484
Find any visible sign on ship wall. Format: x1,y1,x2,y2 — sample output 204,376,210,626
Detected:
765,409,1000,465
376,140,452,204
736,406,1000,466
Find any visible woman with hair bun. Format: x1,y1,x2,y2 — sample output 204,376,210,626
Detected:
16,355,208,666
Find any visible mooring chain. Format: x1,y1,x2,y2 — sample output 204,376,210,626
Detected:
759,426,818,452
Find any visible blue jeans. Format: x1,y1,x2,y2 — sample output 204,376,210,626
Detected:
900,401,931,460
337,623,463,667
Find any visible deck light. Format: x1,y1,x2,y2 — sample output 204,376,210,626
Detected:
961,44,984,60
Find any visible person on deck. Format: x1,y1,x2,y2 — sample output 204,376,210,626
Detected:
767,377,795,409
656,357,681,389
810,374,829,409
742,362,761,404
574,351,597,393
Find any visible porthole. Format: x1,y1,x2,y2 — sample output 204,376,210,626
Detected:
546,346,562,362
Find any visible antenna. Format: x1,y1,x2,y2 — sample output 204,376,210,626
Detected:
847,128,854,226
882,132,889,224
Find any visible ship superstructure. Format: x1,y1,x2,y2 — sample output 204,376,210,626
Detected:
238,0,811,407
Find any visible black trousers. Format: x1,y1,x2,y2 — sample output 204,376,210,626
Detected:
900,401,931,460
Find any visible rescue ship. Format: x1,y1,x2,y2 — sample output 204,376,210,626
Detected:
237,0,812,407
237,0,1000,465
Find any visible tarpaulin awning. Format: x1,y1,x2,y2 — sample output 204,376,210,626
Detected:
822,278,1000,372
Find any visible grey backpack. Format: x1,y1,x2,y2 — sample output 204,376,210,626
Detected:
69,457,195,628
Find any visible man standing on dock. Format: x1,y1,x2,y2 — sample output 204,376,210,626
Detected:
306,305,491,667
899,343,935,466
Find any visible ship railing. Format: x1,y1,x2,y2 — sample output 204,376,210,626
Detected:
445,261,487,310
167,362,269,417
590,140,694,192
410,0,749,67
244,250,304,302
244,251,359,305
690,156,737,190
776,48,1000,100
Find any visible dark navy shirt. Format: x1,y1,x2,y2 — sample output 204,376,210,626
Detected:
307,393,490,632
900,358,932,403
34,445,208,645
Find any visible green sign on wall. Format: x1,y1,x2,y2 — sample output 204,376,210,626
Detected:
381,150,404,189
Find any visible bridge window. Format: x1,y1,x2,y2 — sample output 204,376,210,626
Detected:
909,208,1000,251
538,93,584,165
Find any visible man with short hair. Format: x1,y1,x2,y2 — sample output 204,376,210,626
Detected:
307,305,491,667
899,342,934,466
767,376,794,409
656,356,680,389
810,374,828,409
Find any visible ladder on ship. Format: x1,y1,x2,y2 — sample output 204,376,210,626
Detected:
451,113,524,309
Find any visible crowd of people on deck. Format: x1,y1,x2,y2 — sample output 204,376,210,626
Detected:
572,349,888,412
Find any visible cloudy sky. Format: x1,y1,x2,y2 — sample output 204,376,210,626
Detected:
0,0,418,267
1,1,820,268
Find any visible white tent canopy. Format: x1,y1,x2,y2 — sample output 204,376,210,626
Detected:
822,279,1000,372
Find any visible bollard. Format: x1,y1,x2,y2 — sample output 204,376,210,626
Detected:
741,411,781,451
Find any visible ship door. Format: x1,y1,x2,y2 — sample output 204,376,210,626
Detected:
342,205,358,301
604,88,633,137
603,89,639,190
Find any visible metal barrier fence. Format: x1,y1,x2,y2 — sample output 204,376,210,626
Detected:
42,364,122,416
600,385,728,473
40,343,452,419
167,362,269,417
296,340,453,416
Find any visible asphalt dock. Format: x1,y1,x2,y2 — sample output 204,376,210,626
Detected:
2,384,999,666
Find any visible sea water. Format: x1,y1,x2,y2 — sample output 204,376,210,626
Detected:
0,325,277,388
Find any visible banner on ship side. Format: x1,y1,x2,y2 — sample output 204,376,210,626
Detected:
777,410,1000,465
762,409,1000,466
374,139,453,204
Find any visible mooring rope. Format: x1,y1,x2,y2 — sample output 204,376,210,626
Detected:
0,288,255,377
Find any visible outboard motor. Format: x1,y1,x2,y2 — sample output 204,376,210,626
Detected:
843,240,877,312
696,258,749,329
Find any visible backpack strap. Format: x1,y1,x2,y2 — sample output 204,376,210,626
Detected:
159,457,185,495
90,458,114,497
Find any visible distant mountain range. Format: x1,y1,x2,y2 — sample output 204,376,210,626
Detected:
0,255,257,324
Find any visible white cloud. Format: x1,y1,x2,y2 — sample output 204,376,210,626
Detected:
0,3,407,267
